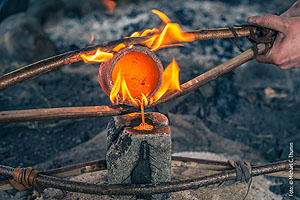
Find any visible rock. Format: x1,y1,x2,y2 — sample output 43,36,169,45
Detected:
14,190,30,200
41,188,65,199
34,129,107,170
168,113,265,163
0,191,12,200
199,83,215,98
0,13,56,63
234,61,289,91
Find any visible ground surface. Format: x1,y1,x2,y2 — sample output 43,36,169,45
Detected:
0,0,299,199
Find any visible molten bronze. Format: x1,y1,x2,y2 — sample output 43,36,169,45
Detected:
99,45,163,106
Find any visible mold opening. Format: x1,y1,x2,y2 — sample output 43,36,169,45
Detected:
130,117,154,128
112,51,160,99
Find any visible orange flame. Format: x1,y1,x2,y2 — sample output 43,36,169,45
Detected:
100,0,116,14
80,10,185,130
151,58,182,102
110,51,159,105
152,10,171,24
112,43,126,52
80,10,183,107
129,9,196,51
81,48,113,63
89,33,95,44
110,70,138,105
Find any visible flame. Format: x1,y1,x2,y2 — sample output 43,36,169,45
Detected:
89,33,95,44
152,10,171,24
100,0,116,14
110,50,160,106
129,9,196,51
81,48,113,63
151,58,182,102
128,112,137,116
110,70,137,105
110,70,150,106
112,43,126,52
80,10,185,130
80,10,183,107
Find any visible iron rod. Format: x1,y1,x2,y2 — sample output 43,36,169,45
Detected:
1,156,298,191
0,158,298,195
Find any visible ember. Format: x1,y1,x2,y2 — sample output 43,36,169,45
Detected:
100,0,116,14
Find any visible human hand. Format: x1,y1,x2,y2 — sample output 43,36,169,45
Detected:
248,1,300,69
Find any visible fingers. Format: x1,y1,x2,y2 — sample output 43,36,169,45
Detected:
248,14,288,32
281,1,300,17
278,58,300,70
256,55,273,64
256,56,300,70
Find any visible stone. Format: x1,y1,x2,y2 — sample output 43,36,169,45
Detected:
106,112,171,200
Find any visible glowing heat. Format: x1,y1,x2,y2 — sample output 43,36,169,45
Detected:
110,51,159,105
81,48,113,63
129,9,196,51
100,0,116,14
80,10,186,130
133,97,153,131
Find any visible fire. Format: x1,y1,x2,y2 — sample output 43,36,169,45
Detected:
112,43,126,52
81,10,187,130
89,33,95,44
110,70,145,105
110,51,159,105
100,0,116,14
152,10,171,24
151,58,181,102
81,48,113,63
129,9,196,51
110,56,181,105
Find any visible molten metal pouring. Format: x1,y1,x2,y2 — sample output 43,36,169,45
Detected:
133,100,154,130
